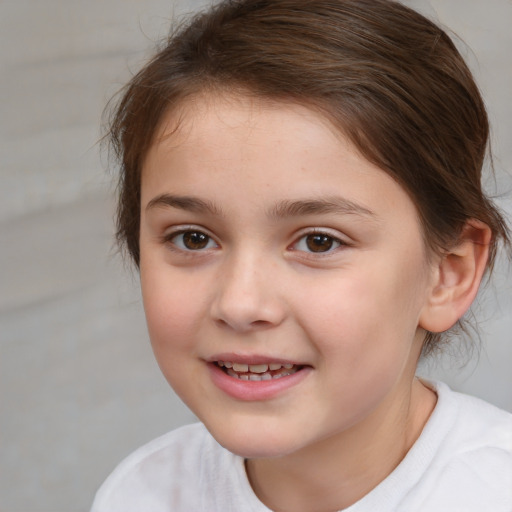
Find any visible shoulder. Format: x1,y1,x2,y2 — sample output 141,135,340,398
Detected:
434,380,512,453
91,422,271,512
416,381,512,511
91,423,222,512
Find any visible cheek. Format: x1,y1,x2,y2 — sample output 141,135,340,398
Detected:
297,272,424,425
297,262,426,366
140,267,213,401
141,266,208,355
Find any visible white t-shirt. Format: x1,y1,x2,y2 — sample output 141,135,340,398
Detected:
91,381,512,511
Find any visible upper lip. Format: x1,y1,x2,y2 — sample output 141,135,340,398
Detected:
206,353,309,366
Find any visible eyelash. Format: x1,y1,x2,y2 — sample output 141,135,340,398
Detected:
163,228,219,253
291,230,346,254
162,227,349,255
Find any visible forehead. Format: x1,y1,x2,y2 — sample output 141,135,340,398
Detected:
142,93,420,228
145,93,369,186
150,92,346,155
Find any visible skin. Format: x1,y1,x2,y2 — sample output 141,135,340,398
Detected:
139,93,446,511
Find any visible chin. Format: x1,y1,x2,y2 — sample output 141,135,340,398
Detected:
220,438,295,459
202,418,307,459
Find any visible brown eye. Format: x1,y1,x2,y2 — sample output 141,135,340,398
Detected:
305,234,335,252
183,231,209,250
170,230,217,251
293,232,342,253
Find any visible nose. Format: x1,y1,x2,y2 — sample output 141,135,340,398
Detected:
210,251,287,332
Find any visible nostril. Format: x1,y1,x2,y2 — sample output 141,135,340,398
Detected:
250,320,272,328
214,318,272,331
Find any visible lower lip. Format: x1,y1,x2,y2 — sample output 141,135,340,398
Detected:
208,363,311,401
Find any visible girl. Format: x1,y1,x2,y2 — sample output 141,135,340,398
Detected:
92,0,512,510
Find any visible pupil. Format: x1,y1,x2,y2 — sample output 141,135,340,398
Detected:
306,234,333,252
183,231,209,250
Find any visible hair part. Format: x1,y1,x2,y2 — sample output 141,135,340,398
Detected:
106,0,510,355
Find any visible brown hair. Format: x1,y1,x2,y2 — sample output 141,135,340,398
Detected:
107,0,509,354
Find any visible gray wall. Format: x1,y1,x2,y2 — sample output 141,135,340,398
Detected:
1,1,510,511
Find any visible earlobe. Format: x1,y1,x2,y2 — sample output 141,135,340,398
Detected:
419,220,491,333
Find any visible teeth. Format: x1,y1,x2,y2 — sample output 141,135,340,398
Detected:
249,364,268,373
219,361,296,371
218,360,302,381
248,372,275,381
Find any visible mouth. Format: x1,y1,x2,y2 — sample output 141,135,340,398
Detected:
215,360,305,381
208,356,312,400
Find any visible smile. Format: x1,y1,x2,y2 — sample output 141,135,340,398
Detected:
216,361,302,381
208,358,312,400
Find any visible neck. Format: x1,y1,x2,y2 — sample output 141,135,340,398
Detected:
245,378,437,512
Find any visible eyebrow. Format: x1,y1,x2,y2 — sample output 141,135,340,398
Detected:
145,194,224,216
145,193,375,220
268,197,375,220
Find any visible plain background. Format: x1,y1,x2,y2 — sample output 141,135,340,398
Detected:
1,1,510,510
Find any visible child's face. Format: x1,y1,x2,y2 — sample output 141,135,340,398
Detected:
139,94,436,458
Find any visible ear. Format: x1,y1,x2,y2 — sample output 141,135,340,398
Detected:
419,220,491,333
